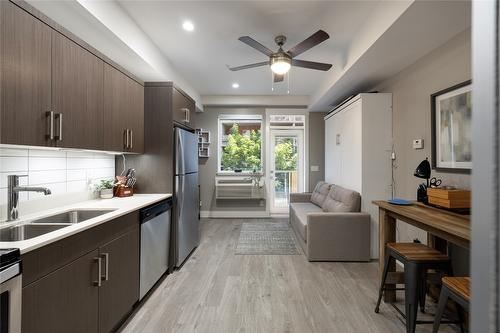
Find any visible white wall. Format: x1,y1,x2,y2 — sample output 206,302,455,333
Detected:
371,29,471,245
0,147,115,221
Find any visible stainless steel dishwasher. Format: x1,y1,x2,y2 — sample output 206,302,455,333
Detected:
140,198,172,300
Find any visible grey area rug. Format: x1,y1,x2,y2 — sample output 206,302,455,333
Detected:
235,221,301,255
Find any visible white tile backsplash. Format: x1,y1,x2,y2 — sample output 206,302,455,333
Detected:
0,147,116,203
0,156,29,172
28,157,66,171
28,170,66,185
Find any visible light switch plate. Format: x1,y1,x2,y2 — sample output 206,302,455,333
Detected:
413,139,424,149
310,165,319,172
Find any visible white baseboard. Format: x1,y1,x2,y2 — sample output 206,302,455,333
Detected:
270,213,289,218
200,210,271,218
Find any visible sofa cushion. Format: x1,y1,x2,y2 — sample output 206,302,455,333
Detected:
321,184,361,213
290,202,323,241
310,181,331,207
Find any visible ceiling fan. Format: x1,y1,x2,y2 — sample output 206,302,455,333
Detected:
229,30,333,83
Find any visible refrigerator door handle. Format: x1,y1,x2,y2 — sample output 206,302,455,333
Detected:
176,128,186,175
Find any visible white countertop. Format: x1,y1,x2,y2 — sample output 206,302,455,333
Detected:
0,194,171,254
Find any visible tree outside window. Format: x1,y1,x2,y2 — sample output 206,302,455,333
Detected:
220,122,262,172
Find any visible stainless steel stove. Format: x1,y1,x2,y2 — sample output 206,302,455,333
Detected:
0,248,21,333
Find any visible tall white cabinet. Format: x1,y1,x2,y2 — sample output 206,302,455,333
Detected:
324,93,393,259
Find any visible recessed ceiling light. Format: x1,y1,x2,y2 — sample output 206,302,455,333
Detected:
182,21,194,32
232,83,240,89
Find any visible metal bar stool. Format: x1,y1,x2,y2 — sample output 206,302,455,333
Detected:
375,243,452,333
432,277,469,333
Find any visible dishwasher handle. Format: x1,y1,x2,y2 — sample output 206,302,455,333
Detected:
140,198,172,223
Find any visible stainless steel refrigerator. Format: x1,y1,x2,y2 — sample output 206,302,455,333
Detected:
174,127,200,267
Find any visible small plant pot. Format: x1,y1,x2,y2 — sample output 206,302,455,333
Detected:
100,188,114,199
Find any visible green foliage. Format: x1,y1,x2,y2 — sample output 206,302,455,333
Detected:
97,179,115,190
221,124,261,172
274,138,297,171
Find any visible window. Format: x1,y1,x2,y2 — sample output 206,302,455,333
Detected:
218,115,263,173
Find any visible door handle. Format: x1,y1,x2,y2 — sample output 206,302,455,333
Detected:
93,257,102,287
101,253,109,282
123,129,129,149
46,111,54,140
129,130,133,150
55,113,63,141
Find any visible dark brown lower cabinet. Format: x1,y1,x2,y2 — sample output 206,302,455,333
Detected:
98,228,140,333
21,214,140,333
22,250,100,333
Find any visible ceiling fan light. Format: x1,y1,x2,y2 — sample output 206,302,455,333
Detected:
271,61,291,75
270,54,291,75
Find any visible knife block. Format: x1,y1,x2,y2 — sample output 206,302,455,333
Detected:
114,186,133,197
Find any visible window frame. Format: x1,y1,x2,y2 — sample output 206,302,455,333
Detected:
217,114,264,175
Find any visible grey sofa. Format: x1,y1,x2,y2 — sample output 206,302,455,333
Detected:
289,181,370,261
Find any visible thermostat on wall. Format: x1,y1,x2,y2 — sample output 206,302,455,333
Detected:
412,139,424,149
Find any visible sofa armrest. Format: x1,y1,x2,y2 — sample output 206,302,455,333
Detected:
290,192,312,203
306,212,371,261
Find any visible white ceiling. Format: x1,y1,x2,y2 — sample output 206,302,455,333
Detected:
27,0,471,110
117,1,379,96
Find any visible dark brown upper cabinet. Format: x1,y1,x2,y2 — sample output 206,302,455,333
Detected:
0,1,144,153
0,1,52,147
172,86,195,129
52,31,104,150
103,63,144,153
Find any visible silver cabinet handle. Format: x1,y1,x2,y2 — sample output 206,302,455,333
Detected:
46,111,54,140
123,129,129,149
55,113,63,141
181,108,190,123
101,253,109,282
93,257,102,287
129,130,133,150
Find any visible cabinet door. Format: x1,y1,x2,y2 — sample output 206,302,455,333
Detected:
0,1,52,146
103,64,128,152
52,31,104,150
98,226,140,333
172,87,194,126
22,249,100,333
126,79,144,153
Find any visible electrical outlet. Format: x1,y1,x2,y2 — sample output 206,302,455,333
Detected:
310,165,320,172
412,139,424,149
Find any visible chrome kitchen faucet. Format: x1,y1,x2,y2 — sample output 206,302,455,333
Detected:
7,175,52,221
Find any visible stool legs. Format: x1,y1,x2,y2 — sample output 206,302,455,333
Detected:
405,262,419,333
418,270,427,313
375,253,392,313
432,286,449,333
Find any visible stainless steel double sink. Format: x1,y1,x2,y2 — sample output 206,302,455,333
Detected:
0,209,116,242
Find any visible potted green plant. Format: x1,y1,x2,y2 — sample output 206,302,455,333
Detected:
96,179,115,199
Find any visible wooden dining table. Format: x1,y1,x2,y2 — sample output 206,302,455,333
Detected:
372,200,471,302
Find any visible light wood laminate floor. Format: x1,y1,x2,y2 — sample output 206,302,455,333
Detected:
120,218,458,333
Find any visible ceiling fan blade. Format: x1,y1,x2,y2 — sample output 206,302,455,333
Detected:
287,30,330,58
291,59,332,71
228,61,269,71
273,73,285,83
238,36,274,57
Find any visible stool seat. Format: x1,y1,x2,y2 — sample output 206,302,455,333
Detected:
387,243,450,262
442,277,470,301
432,277,470,333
